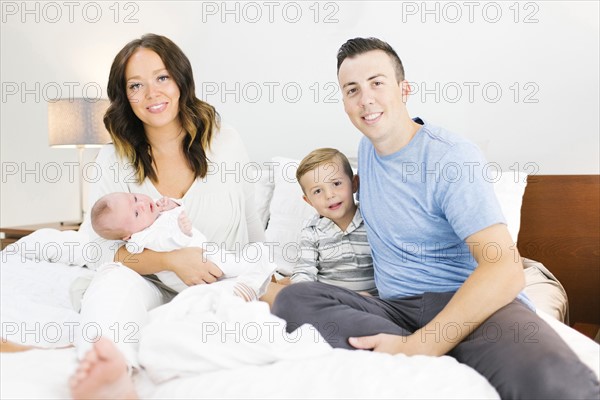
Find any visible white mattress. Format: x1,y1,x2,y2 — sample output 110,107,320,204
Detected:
1,252,598,399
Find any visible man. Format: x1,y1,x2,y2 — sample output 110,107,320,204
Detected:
272,37,599,398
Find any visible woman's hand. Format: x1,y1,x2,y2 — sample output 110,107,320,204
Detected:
167,247,223,285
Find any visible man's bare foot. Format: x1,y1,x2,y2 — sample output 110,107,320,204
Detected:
69,337,138,400
0,339,75,353
0,338,74,353
0,339,34,353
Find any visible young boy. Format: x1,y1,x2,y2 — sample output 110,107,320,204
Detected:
289,148,376,294
90,192,274,300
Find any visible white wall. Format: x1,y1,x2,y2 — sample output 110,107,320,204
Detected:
1,1,598,226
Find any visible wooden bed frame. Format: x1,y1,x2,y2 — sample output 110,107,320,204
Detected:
518,175,600,326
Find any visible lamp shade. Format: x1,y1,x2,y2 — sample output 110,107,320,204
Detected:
48,98,111,147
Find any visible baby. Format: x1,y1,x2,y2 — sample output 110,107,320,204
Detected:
90,192,273,300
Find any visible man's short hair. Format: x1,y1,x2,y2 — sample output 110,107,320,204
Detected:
337,37,405,82
296,148,354,193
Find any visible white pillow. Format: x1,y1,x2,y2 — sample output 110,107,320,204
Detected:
248,166,275,229
263,158,528,275
264,157,316,275
490,170,528,242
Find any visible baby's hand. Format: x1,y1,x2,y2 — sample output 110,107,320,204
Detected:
178,211,193,237
157,196,179,212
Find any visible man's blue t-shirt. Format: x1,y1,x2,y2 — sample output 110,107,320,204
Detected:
358,118,532,308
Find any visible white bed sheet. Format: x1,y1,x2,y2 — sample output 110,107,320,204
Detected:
0,252,598,399
0,252,93,347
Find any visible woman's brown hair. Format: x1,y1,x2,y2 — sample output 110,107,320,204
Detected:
104,33,219,183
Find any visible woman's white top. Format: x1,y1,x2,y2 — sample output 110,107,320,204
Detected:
78,123,265,270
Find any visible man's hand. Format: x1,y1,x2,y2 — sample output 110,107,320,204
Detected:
177,211,193,237
351,224,524,358
349,333,435,356
168,247,223,285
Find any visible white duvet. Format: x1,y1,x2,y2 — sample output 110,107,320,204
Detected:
1,243,598,398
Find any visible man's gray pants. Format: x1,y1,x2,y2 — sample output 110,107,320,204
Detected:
273,282,599,399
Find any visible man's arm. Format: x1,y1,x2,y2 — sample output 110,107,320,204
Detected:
350,223,525,356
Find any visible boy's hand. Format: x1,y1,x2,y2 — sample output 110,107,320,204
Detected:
178,211,193,237
277,277,291,285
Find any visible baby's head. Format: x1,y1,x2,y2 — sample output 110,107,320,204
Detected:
91,192,160,240
296,148,358,226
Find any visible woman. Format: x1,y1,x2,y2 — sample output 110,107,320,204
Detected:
75,33,265,369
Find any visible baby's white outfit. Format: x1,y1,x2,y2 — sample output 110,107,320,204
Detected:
126,204,274,298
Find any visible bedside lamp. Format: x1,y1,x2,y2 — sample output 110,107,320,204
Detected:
48,98,111,222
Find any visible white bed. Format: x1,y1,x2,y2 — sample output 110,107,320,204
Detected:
1,162,599,399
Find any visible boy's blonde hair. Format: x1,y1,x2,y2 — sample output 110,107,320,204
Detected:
296,148,354,193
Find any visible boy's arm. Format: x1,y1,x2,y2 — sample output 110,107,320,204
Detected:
291,227,320,283
350,223,525,356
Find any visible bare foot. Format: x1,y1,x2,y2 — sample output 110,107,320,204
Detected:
69,337,138,400
0,339,34,353
233,282,257,301
0,339,74,353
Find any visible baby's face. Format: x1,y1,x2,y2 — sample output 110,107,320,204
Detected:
106,193,160,239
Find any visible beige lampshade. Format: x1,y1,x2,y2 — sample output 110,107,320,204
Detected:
48,98,111,147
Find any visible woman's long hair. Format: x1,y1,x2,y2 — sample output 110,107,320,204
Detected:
104,34,219,183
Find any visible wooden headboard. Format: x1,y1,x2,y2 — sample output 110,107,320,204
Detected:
517,175,600,326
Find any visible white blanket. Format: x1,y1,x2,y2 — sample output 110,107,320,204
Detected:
140,283,331,383
0,251,500,398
